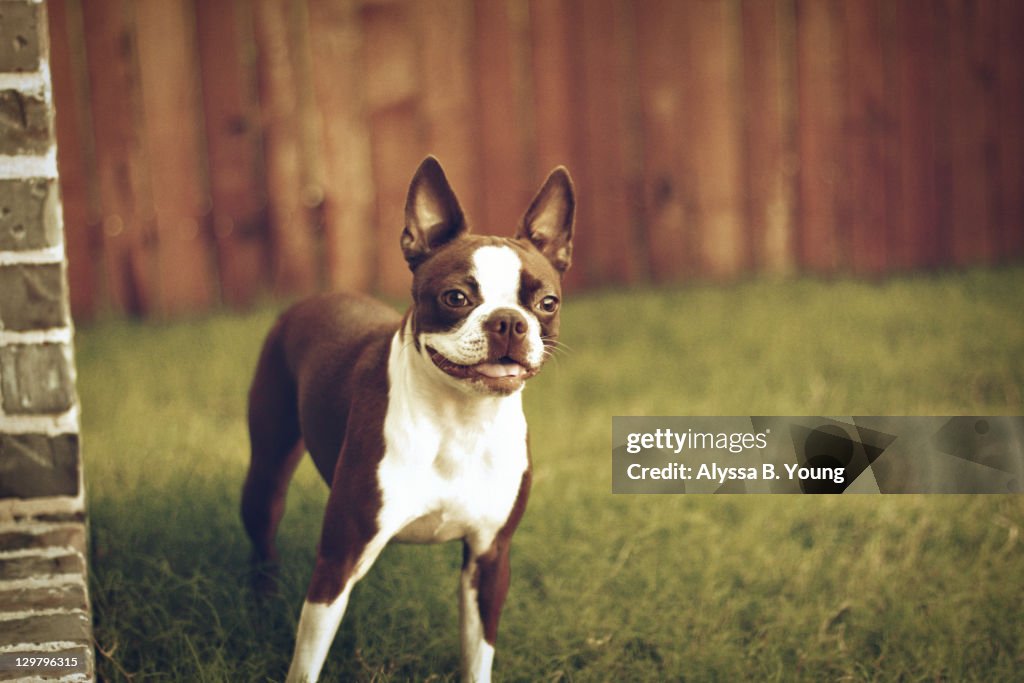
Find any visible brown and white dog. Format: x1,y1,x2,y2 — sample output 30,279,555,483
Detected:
242,156,575,682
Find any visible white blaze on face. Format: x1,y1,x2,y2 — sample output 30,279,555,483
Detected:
421,245,544,368
472,244,522,306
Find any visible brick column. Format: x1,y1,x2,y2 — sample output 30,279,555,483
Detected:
0,0,93,680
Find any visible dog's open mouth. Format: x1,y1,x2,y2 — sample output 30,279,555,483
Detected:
427,347,537,392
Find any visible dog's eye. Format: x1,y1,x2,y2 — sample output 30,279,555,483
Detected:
538,295,559,313
442,290,469,308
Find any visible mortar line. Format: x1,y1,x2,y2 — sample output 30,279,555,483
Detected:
0,407,80,436
0,641,86,654
0,72,47,92
0,520,82,534
0,329,73,346
0,546,83,561
0,152,58,180
0,607,88,623
0,575,87,593
0,246,66,266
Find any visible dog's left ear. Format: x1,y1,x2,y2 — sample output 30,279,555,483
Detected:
517,167,575,274
402,156,467,270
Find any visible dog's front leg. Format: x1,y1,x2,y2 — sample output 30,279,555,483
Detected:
285,578,352,683
286,500,392,683
459,538,515,683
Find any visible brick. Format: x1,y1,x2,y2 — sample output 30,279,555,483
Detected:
21,512,84,525
0,178,61,250
0,583,87,613
0,264,67,331
0,552,84,582
0,612,90,647
0,343,74,414
0,524,85,554
0,434,79,498
0,89,51,155
0,2,41,73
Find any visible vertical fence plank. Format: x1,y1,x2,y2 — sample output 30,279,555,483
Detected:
47,0,98,319
253,0,316,296
367,100,420,299
996,0,1024,262
416,0,482,229
635,0,694,283
362,0,423,298
893,0,941,269
194,0,269,307
473,0,532,234
878,1,903,273
795,0,844,272
741,0,797,276
685,0,746,278
528,0,588,290
80,0,155,316
946,0,998,266
307,0,375,292
932,2,956,268
135,0,213,315
575,0,642,285
842,0,890,275
528,0,576,178
288,0,324,238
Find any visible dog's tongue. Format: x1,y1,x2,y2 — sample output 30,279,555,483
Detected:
474,361,525,379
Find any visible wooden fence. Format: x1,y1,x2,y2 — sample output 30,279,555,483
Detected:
45,0,1024,320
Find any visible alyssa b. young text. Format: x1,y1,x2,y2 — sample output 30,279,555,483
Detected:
626,461,846,485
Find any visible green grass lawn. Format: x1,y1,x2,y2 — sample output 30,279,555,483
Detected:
76,267,1024,681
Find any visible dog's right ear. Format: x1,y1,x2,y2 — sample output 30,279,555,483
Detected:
402,156,467,270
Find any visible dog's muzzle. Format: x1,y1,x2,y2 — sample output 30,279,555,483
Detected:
428,309,539,393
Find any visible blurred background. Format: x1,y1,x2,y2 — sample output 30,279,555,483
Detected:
47,0,1024,321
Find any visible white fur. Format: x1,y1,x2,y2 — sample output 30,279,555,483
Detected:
286,592,350,683
285,531,393,682
460,567,496,682
421,246,545,369
286,310,530,682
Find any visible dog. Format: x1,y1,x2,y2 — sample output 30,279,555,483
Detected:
242,156,575,682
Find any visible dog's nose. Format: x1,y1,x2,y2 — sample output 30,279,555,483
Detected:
485,308,528,353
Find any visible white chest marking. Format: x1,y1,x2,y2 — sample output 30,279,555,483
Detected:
378,328,529,551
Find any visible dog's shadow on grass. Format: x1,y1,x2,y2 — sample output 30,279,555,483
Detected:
88,471,312,675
